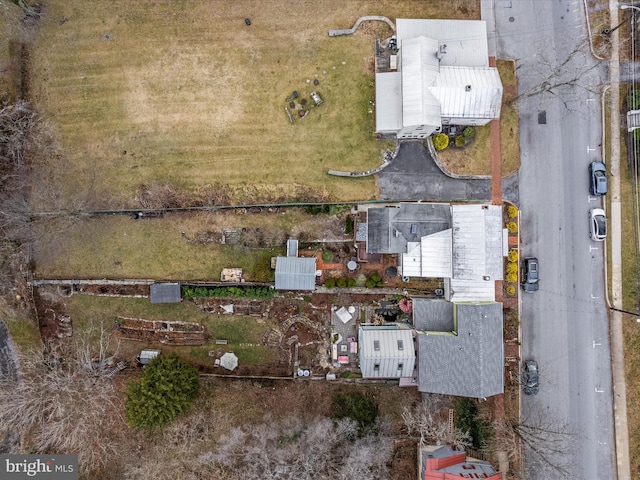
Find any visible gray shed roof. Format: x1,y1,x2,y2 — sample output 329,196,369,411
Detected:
367,203,451,254
275,256,316,291
396,19,490,68
417,301,503,398
150,283,181,304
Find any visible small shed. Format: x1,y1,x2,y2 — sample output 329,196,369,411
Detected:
136,349,161,367
150,283,181,304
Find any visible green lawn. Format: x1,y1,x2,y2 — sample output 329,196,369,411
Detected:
65,294,276,366
25,1,478,209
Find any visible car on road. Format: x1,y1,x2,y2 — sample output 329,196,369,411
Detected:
589,208,607,242
521,257,539,292
589,161,607,196
523,360,539,395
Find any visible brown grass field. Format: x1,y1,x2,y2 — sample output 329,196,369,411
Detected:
25,0,479,209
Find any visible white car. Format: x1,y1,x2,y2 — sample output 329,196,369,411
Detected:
589,208,607,242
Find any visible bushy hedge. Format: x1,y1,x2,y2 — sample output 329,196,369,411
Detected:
325,278,336,289
506,221,517,234
454,135,466,147
322,250,333,262
347,278,356,288
506,262,518,274
507,250,518,262
432,133,449,151
505,273,517,283
365,273,384,288
336,278,347,288
507,205,519,218
462,126,476,139
182,286,274,299
505,285,516,296
344,216,354,235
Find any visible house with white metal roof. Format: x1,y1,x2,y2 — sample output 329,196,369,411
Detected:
375,19,503,139
358,324,416,379
365,203,504,302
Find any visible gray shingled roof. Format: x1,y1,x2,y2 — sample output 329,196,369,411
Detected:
275,256,316,291
413,298,454,332
150,283,181,304
367,203,451,254
417,301,503,398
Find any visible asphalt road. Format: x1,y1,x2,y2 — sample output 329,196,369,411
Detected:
491,1,615,478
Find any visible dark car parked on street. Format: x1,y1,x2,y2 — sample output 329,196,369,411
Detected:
521,257,539,292
589,161,607,196
523,360,539,395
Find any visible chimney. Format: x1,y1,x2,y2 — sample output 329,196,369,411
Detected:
436,44,447,61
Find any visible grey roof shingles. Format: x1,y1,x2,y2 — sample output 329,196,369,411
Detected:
275,256,316,291
150,283,181,304
367,203,451,254
417,301,503,398
413,298,454,332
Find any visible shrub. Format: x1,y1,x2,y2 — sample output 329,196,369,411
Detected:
507,250,518,262
126,354,200,433
182,286,274,299
453,397,489,449
505,285,516,296
454,135,466,147
336,278,347,288
629,89,640,110
462,126,476,138
322,250,333,262
506,221,517,234
505,272,518,283
325,278,335,289
507,205,519,218
346,278,356,288
506,262,518,274
344,216,354,235
332,391,379,436
366,272,384,287
432,133,449,151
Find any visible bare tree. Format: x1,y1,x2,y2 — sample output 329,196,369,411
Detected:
0,321,124,475
402,396,472,448
511,41,604,111
488,407,577,480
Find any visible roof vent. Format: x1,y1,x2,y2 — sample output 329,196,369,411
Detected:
465,85,472,92
483,275,491,281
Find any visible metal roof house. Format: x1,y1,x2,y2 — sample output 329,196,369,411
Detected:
414,299,503,399
358,324,416,379
366,203,504,302
375,19,503,139
275,238,317,291
150,283,181,304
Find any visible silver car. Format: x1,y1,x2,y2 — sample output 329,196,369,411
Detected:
589,208,607,242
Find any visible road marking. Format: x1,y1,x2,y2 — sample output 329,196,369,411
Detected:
596,388,604,393
587,98,595,104
590,245,599,252
587,146,596,153
594,341,602,348
591,294,599,299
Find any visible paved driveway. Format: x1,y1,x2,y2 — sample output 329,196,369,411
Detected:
378,141,519,204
